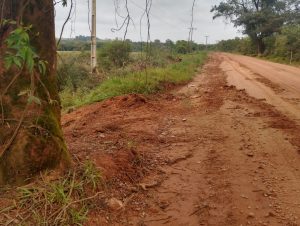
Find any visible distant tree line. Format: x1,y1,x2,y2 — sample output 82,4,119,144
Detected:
57,36,212,54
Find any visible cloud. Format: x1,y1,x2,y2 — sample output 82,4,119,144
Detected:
55,0,243,44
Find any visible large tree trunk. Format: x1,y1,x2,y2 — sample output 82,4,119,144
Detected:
0,0,71,185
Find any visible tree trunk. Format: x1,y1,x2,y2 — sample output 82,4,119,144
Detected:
0,0,71,185
257,37,266,55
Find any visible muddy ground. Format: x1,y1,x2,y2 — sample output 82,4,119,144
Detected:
63,53,300,226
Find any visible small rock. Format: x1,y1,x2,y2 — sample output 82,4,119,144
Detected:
241,194,249,199
247,212,255,218
99,133,105,138
138,181,160,191
247,153,254,157
182,118,187,122
265,211,276,218
107,198,124,211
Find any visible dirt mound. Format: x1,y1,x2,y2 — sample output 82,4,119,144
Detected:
102,94,148,109
62,93,165,183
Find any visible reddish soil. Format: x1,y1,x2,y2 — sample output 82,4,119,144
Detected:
63,53,300,226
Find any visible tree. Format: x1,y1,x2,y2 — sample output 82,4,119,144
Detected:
281,25,300,62
211,0,300,54
0,0,71,185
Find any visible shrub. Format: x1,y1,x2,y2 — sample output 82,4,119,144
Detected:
57,52,90,91
98,40,131,70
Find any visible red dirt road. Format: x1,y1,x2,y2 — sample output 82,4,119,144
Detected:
221,53,300,122
63,53,300,225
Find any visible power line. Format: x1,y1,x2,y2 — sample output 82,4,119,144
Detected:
128,0,186,31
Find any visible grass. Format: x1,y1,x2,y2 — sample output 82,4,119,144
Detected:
0,161,103,226
60,52,207,109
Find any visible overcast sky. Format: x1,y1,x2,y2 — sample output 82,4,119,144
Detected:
55,0,243,44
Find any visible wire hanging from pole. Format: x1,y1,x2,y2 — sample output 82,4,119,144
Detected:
57,0,74,46
87,0,91,32
111,0,135,41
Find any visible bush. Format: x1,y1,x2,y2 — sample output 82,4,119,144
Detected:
98,40,131,70
57,52,90,91
175,40,189,54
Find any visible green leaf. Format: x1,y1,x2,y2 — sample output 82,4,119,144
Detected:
4,56,14,70
4,24,46,77
28,95,41,105
25,48,35,73
13,57,22,68
38,60,47,75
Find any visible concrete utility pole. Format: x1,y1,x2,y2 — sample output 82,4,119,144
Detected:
188,0,197,52
188,27,197,43
205,35,209,49
91,0,97,73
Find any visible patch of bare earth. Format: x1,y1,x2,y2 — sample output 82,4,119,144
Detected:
62,53,300,225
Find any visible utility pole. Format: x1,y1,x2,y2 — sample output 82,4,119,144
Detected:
188,27,197,43
188,0,197,52
91,0,97,73
205,35,209,50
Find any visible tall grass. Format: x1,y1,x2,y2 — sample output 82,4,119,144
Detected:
60,52,207,109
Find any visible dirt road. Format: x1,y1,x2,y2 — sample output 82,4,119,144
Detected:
221,53,300,122
63,53,300,226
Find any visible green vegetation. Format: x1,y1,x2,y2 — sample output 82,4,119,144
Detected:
212,1,299,64
59,50,207,110
0,161,103,226
211,0,299,54
216,24,300,64
98,40,131,69
58,36,211,53
57,51,91,92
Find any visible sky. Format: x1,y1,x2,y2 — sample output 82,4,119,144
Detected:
55,0,243,44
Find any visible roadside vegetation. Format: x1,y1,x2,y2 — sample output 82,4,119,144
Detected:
216,24,300,64
58,39,207,110
0,161,103,226
212,1,300,64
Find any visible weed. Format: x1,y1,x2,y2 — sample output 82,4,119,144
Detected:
68,207,88,226
48,182,70,205
83,161,103,190
0,162,103,226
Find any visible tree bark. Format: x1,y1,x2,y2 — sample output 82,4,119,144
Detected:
257,37,266,55
0,0,71,185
